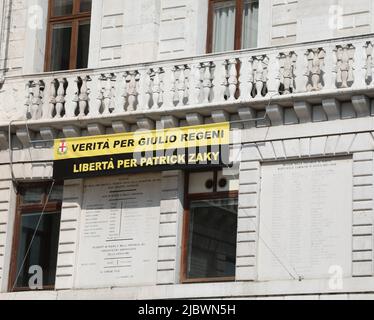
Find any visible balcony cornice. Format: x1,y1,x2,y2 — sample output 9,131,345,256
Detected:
1,85,374,131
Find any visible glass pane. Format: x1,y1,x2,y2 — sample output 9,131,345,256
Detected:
21,187,44,204
15,212,61,289
49,184,63,202
50,23,72,71
52,0,73,16
187,198,238,279
76,20,91,69
212,1,236,53
242,0,259,49
80,0,92,12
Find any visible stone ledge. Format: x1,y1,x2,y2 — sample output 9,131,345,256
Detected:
2,277,374,300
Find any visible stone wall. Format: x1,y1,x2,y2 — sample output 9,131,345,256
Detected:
2,0,374,78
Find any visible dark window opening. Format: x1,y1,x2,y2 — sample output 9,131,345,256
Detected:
46,0,92,71
9,182,63,292
15,212,61,288
182,170,239,283
187,198,238,279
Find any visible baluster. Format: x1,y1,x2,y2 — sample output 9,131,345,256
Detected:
111,72,124,114
365,42,373,85
184,66,190,105
137,69,149,112
129,71,140,110
78,76,91,116
227,58,238,101
55,78,66,118
98,74,108,114
149,67,164,109
47,79,57,119
125,71,140,111
305,50,314,91
176,65,186,106
212,59,225,103
253,55,269,98
335,44,355,89
266,52,279,96
170,66,178,106
30,80,44,120
254,59,263,97
277,53,287,94
156,68,164,108
163,66,175,108
102,73,113,114
190,63,202,105
306,48,326,91
202,62,213,104
25,81,33,119
145,69,153,109
238,56,249,101
262,56,269,97
294,48,306,94
351,41,365,89
87,74,102,117
65,77,78,118
248,57,254,98
221,60,229,100
108,73,116,113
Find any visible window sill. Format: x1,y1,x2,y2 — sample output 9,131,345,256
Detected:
9,285,55,293
181,276,235,284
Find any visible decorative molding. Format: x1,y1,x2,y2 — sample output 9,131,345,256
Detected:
294,101,312,123
186,113,203,126
112,121,129,133
160,115,179,129
211,110,229,123
87,123,105,136
352,95,370,118
266,104,284,126
322,98,341,121
16,128,32,148
137,118,155,131
63,126,81,138
40,127,57,141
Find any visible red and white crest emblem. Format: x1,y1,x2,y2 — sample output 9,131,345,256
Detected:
57,140,68,155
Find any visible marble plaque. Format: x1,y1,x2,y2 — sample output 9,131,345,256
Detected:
258,158,352,281
75,173,161,288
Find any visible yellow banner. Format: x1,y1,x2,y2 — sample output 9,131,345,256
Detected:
54,122,230,160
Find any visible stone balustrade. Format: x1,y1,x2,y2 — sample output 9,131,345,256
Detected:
1,34,374,125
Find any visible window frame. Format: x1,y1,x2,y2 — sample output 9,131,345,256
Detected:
8,181,63,292
207,0,258,53
180,170,239,284
44,0,92,72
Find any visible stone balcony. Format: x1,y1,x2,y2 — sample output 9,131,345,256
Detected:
1,33,374,145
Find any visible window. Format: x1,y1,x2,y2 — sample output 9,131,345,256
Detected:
207,0,259,53
45,0,92,71
9,183,63,291
181,170,239,283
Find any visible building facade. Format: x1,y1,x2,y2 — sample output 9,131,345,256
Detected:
0,0,374,299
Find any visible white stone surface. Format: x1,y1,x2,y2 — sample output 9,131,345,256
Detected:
0,0,374,300
74,173,161,289
258,158,353,281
